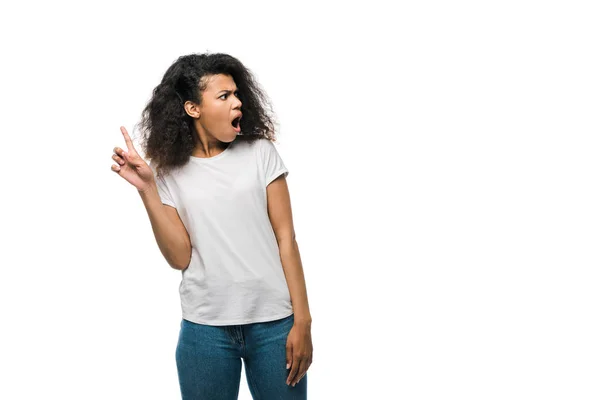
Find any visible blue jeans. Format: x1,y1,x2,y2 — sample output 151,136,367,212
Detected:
175,313,307,399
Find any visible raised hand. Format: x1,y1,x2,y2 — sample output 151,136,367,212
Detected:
111,126,155,192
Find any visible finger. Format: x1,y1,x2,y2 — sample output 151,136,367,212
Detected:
112,154,125,166
287,357,300,386
111,163,121,173
292,359,308,387
120,126,135,153
113,146,128,159
286,343,293,371
294,371,307,387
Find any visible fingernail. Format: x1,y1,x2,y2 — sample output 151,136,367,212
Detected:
286,363,290,369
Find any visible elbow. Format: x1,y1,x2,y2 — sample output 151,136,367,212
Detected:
171,261,187,271
275,229,296,245
173,243,192,271
276,234,297,250
173,260,189,271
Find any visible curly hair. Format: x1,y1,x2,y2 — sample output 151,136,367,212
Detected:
136,52,279,179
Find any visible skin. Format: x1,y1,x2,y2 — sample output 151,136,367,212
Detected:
184,73,242,157
266,175,313,386
111,73,313,387
188,74,313,386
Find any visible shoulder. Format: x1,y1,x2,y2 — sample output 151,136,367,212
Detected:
253,137,280,153
234,136,275,155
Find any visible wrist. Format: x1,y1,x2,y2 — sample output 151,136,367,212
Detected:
294,315,312,326
138,181,157,195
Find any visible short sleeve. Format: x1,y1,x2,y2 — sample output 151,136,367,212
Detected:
149,161,176,208
260,139,289,187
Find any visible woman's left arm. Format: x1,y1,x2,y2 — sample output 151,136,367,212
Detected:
266,175,313,387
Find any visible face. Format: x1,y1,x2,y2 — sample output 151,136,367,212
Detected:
184,73,243,145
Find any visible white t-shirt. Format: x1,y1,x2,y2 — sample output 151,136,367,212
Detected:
149,137,293,326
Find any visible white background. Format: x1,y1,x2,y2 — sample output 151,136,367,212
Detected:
1,0,598,399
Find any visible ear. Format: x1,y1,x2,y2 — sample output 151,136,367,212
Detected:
184,101,200,118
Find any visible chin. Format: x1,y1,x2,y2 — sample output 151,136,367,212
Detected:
216,134,235,143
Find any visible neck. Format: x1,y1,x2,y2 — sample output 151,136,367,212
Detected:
193,138,228,158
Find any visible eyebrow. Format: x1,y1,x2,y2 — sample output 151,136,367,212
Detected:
218,88,239,94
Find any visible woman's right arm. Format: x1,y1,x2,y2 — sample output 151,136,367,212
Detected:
139,183,192,271
112,126,191,271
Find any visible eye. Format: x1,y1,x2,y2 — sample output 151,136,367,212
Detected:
219,91,240,100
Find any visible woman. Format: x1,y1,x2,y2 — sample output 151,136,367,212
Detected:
110,52,312,399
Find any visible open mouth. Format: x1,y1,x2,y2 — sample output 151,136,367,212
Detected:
231,116,241,132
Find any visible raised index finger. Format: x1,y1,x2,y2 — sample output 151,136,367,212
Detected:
120,126,134,152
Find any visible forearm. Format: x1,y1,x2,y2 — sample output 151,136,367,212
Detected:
139,183,191,270
278,238,312,325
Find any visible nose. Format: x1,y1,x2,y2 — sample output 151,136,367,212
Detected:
232,95,242,109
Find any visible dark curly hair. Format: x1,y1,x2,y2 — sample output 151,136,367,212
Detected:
136,52,279,179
